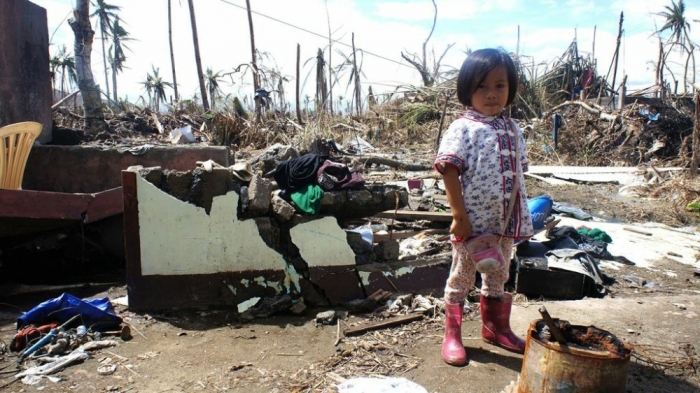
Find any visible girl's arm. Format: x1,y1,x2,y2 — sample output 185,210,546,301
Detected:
442,165,472,240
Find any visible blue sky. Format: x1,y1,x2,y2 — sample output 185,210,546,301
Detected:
33,0,700,109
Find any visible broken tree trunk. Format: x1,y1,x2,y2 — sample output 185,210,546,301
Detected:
68,0,106,135
346,156,432,171
545,101,617,122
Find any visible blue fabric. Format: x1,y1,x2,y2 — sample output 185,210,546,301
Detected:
17,292,122,331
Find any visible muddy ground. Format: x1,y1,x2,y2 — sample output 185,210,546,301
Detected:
1,177,699,393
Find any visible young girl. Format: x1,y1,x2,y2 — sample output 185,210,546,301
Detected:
434,48,534,366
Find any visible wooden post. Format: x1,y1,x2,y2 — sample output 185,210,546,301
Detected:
691,90,699,177
618,75,627,110
296,43,303,125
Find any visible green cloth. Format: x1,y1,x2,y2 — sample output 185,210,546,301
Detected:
577,227,613,243
290,184,324,214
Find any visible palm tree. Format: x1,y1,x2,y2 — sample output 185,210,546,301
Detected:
110,16,132,102
69,0,106,133
205,67,224,110
144,66,173,112
91,0,120,98
50,45,78,101
167,0,179,101
187,0,209,111
657,0,695,93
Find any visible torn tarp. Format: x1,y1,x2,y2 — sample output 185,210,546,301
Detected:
17,293,122,331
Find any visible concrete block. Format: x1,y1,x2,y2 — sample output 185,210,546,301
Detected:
166,170,193,202
138,166,163,189
375,240,400,261
271,195,295,222
247,175,274,215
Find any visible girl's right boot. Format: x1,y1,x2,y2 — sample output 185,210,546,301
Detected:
442,302,468,366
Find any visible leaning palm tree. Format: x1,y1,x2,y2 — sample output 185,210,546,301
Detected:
109,16,132,102
167,0,179,101
205,67,224,111
187,0,209,110
657,0,695,93
90,0,120,99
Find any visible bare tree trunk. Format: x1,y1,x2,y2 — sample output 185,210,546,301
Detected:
324,0,333,116
168,0,179,102
692,90,699,177
99,21,110,102
245,0,261,120
352,33,361,116
610,12,623,101
187,0,209,111
296,43,303,125
68,0,106,134
656,38,663,98
111,16,119,103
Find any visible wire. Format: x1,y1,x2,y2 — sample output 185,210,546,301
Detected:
217,0,414,70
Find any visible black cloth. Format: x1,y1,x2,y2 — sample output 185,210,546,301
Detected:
273,154,328,191
545,225,634,265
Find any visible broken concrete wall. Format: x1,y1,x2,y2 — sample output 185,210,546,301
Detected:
124,166,412,311
23,145,232,192
0,0,52,143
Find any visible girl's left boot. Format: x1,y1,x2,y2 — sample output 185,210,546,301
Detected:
480,293,525,354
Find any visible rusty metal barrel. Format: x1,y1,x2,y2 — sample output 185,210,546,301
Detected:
518,320,632,393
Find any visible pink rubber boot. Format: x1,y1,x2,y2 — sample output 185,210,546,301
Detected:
442,302,468,366
480,293,525,354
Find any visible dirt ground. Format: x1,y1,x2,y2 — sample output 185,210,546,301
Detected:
1,178,699,393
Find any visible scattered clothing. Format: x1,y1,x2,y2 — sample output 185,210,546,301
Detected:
577,227,613,243
552,202,593,220
317,160,365,191
273,153,328,191
289,184,324,214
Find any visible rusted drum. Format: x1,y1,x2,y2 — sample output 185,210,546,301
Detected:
518,320,632,393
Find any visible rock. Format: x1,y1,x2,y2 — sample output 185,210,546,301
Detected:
375,240,400,261
271,195,295,222
138,166,163,188
247,175,274,215
315,310,337,325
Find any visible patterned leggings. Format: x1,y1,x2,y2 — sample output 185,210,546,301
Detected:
444,236,514,304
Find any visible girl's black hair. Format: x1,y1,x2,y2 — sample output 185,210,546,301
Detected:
456,48,518,107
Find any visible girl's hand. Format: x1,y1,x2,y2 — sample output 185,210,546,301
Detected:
450,214,472,241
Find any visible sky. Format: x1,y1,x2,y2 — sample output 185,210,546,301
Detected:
33,0,700,110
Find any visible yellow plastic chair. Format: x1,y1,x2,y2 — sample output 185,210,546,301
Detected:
0,121,42,189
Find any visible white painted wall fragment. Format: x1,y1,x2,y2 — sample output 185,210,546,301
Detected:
290,216,356,267
137,176,289,281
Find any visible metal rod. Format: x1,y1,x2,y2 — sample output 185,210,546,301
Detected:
538,306,567,345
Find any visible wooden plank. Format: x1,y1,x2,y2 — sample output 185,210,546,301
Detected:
373,229,448,242
0,188,91,220
344,313,424,336
85,187,124,223
373,210,452,221
525,173,575,186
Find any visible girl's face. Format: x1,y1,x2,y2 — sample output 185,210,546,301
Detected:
470,66,509,117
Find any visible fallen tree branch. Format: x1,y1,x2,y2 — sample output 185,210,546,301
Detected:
344,313,424,336
51,91,80,110
347,155,432,171
545,100,617,122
